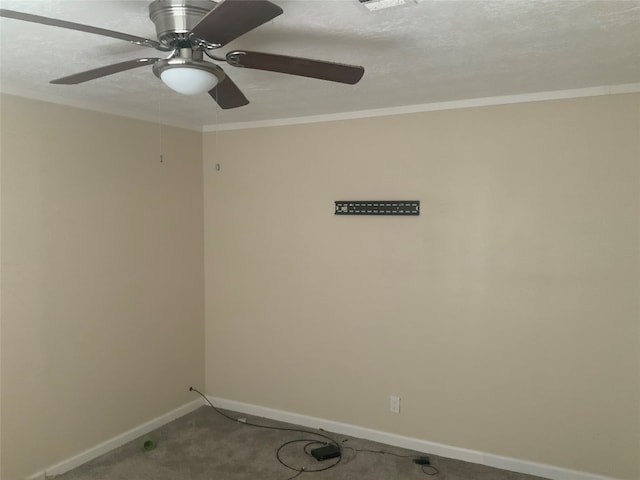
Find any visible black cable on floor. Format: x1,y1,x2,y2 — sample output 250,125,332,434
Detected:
190,387,438,478
189,387,342,478
421,464,440,476
341,443,440,476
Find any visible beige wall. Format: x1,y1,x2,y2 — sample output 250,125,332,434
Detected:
203,94,640,479
0,95,205,479
0,93,637,480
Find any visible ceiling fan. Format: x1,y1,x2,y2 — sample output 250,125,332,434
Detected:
0,0,365,109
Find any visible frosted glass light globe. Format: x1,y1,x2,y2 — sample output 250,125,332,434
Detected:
160,67,219,95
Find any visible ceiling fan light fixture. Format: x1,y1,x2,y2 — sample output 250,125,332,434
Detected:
153,56,224,96
160,66,218,95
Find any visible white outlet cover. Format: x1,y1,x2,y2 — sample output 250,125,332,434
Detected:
390,395,401,413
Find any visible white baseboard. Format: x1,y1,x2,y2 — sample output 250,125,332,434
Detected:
27,399,204,480
24,395,620,480
208,396,620,480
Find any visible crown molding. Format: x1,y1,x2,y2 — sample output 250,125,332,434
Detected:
202,83,640,132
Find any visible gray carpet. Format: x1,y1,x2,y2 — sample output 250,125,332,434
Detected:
51,406,550,480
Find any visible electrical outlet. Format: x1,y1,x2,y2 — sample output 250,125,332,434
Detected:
390,395,401,413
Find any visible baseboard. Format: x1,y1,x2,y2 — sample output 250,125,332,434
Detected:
26,399,204,480
24,394,620,480
208,396,620,480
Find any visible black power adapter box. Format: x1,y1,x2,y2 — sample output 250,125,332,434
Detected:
310,444,341,461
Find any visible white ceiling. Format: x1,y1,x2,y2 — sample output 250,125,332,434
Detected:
1,0,639,130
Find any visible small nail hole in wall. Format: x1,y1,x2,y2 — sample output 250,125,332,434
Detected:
215,163,221,171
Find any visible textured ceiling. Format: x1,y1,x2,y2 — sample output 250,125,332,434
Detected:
1,0,639,129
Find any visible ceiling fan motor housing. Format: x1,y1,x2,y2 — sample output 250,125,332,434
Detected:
149,0,217,47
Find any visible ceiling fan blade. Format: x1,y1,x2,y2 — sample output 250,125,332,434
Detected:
189,0,283,48
0,9,170,51
51,58,160,85
226,51,365,85
209,75,250,109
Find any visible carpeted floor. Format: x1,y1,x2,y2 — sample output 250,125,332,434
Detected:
51,406,550,480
